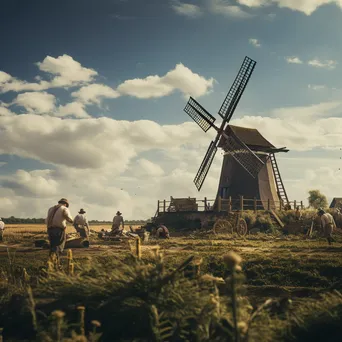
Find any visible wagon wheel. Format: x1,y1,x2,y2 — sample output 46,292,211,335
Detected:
236,218,248,236
213,219,233,234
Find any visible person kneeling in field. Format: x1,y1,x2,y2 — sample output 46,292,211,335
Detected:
73,208,90,239
46,198,74,261
156,224,170,239
0,218,5,242
318,208,337,245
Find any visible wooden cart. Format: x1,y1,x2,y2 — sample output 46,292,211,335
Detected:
212,211,248,236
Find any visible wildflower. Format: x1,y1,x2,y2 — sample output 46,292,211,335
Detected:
52,310,65,318
209,294,219,306
223,251,242,269
201,274,224,283
235,265,242,272
77,306,85,336
192,257,203,266
238,321,248,334
91,319,101,336
91,320,101,328
136,237,142,260
67,249,73,260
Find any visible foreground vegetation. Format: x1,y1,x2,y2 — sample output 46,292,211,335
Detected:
0,225,342,341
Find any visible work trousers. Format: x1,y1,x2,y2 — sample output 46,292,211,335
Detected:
324,223,334,245
74,224,89,239
47,226,66,256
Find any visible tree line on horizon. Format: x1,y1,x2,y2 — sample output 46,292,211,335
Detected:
0,189,331,225
1,216,148,225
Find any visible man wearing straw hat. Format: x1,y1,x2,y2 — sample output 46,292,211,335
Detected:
317,208,336,245
0,217,5,242
73,208,90,239
46,198,74,260
112,211,124,234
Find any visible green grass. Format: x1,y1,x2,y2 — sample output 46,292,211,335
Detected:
1,229,342,341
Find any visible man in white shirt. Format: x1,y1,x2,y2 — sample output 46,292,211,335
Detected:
112,211,124,234
0,218,5,242
46,198,73,259
318,208,336,245
73,208,89,238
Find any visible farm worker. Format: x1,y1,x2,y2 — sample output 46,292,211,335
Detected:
0,218,4,242
295,206,302,221
73,208,89,239
317,208,336,245
156,224,170,239
112,211,124,234
46,198,73,259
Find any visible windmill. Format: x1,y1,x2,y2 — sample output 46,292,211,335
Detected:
183,56,290,210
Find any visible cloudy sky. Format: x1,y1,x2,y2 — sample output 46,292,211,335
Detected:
1,0,342,220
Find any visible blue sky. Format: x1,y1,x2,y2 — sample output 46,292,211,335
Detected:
1,0,342,219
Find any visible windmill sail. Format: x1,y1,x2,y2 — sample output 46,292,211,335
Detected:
218,57,256,121
183,56,259,191
184,97,216,132
221,130,264,178
194,141,218,191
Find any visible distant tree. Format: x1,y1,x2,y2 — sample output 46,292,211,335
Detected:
308,189,328,209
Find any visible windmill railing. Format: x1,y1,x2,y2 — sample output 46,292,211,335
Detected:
156,197,304,214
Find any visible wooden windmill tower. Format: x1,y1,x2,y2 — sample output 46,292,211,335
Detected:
183,56,290,210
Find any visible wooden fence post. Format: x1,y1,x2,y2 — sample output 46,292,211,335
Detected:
301,201,303,210
294,200,297,210
228,196,232,213
240,195,244,213
218,196,222,212
157,200,160,214
253,197,257,213
267,199,270,211
279,200,282,211
163,200,166,213
204,197,207,211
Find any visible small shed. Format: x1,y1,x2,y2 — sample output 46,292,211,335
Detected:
329,198,342,209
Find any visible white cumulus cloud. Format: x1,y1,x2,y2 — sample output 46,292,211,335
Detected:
117,63,214,99
172,1,203,17
249,38,261,47
285,56,303,64
308,84,326,90
0,54,97,94
308,59,338,70
72,84,120,105
13,91,56,114
237,0,342,16
209,0,254,18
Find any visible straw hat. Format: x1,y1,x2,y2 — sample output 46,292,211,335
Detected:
58,198,69,207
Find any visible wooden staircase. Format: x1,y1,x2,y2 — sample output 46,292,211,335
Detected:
269,153,289,207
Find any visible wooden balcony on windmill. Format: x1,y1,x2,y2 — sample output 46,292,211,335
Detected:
169,196,198,212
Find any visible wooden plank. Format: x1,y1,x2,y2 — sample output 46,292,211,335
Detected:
269,209,284,228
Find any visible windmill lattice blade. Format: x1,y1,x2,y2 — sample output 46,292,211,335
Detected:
218,56,256,121
184,97,216,132
222,132,264,178
194,141,217,191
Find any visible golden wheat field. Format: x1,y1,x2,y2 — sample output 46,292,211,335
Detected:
4,223,142,234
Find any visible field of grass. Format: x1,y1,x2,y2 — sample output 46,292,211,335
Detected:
0,224,342,341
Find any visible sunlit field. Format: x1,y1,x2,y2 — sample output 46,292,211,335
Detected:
1,223,342,341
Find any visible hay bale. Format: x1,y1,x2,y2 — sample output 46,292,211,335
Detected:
34,239,50,248
65,237,89,249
